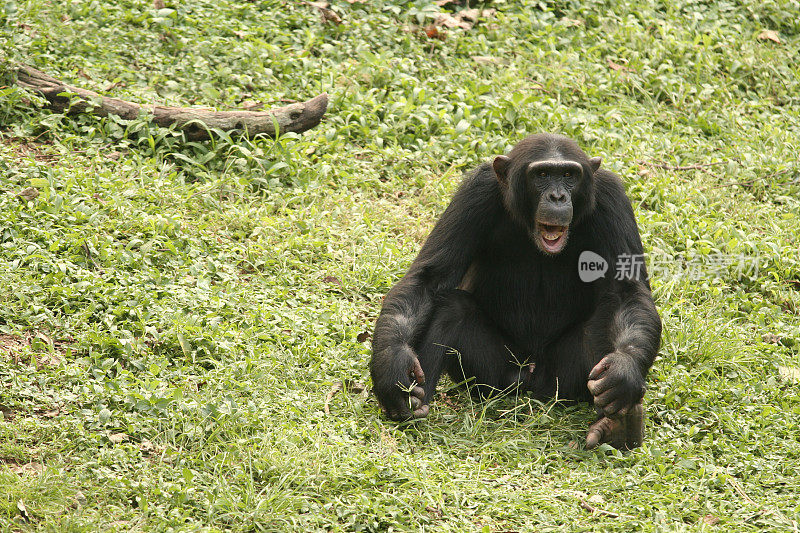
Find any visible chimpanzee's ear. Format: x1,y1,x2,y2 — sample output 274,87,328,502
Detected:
589,156,602,173
493,155,511,186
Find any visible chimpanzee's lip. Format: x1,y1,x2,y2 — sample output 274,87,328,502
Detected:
536,222,569,254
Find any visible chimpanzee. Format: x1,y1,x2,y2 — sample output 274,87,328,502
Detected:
370,133,662,449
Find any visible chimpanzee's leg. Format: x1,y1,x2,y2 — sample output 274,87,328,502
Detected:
413,289,533,404
527,322,602,403
540,303,646,450
585,402,644,450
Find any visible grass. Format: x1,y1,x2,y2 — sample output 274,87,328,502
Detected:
1,0,800,530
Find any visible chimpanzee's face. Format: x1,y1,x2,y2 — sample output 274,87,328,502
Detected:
526,160,582,255
492,134,600,256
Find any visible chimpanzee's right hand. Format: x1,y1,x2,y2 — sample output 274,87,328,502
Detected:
372,344,429,421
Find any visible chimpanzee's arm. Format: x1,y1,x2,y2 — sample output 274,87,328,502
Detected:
588,279,661,414
371,163,502,420
585,171,662,418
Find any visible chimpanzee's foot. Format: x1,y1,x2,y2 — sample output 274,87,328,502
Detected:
585,402,644,450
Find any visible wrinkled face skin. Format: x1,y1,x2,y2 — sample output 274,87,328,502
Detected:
528,160,581,255
492,134,600,256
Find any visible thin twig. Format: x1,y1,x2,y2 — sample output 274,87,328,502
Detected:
727,477,757,506
579,499,622,518
699,178,759,191
638,160,727,171
324,381,343,415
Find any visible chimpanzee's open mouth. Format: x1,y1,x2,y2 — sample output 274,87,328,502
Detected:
536,222,569,254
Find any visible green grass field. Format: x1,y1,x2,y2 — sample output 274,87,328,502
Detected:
1,0,800,530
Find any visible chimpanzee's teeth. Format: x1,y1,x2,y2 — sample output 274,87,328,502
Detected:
541,225,566,241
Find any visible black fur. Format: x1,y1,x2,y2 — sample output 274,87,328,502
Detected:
370,134,661,441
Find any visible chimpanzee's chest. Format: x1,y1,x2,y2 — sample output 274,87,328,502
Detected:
469,248,595,353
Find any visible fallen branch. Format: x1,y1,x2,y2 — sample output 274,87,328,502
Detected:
12,63,328,141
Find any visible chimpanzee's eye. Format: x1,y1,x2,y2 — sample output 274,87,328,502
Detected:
539,171,546,178
564,171,572,178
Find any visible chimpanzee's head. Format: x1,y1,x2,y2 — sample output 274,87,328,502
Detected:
492,133,601,255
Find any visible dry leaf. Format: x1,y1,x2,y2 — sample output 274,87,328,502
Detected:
472,56,503,65
436,13,471,30
459,8,496,22
0,334,27,357
17,500,30,521
109,433,128,444
426,505,443,519
8,462,43,476
561,17,583,27
74,490,87,506
459,8,481,21
321,9,342,24
757,30,781,43
35,331,53,347
607,60,633,72
424,24,445,40
307,1,341,25
762,333,780,344
153,0,165,8
356,331,370,343
434,8,496,31
701,514,720,526
139,439,166,455
17,187,40,202
779,366,800,383
347,380,366,393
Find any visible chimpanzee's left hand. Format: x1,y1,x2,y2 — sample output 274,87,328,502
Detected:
587,351,645,418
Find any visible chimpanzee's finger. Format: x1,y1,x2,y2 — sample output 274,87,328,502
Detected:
410,358,426,385
602,399,627,417
592,388,617,408
587,376,613,396
585,417,612,450
588,357,611,381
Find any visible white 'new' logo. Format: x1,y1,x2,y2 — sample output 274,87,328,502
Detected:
578,251,608,282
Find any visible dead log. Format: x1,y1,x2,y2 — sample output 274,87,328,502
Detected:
12,63,328,141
